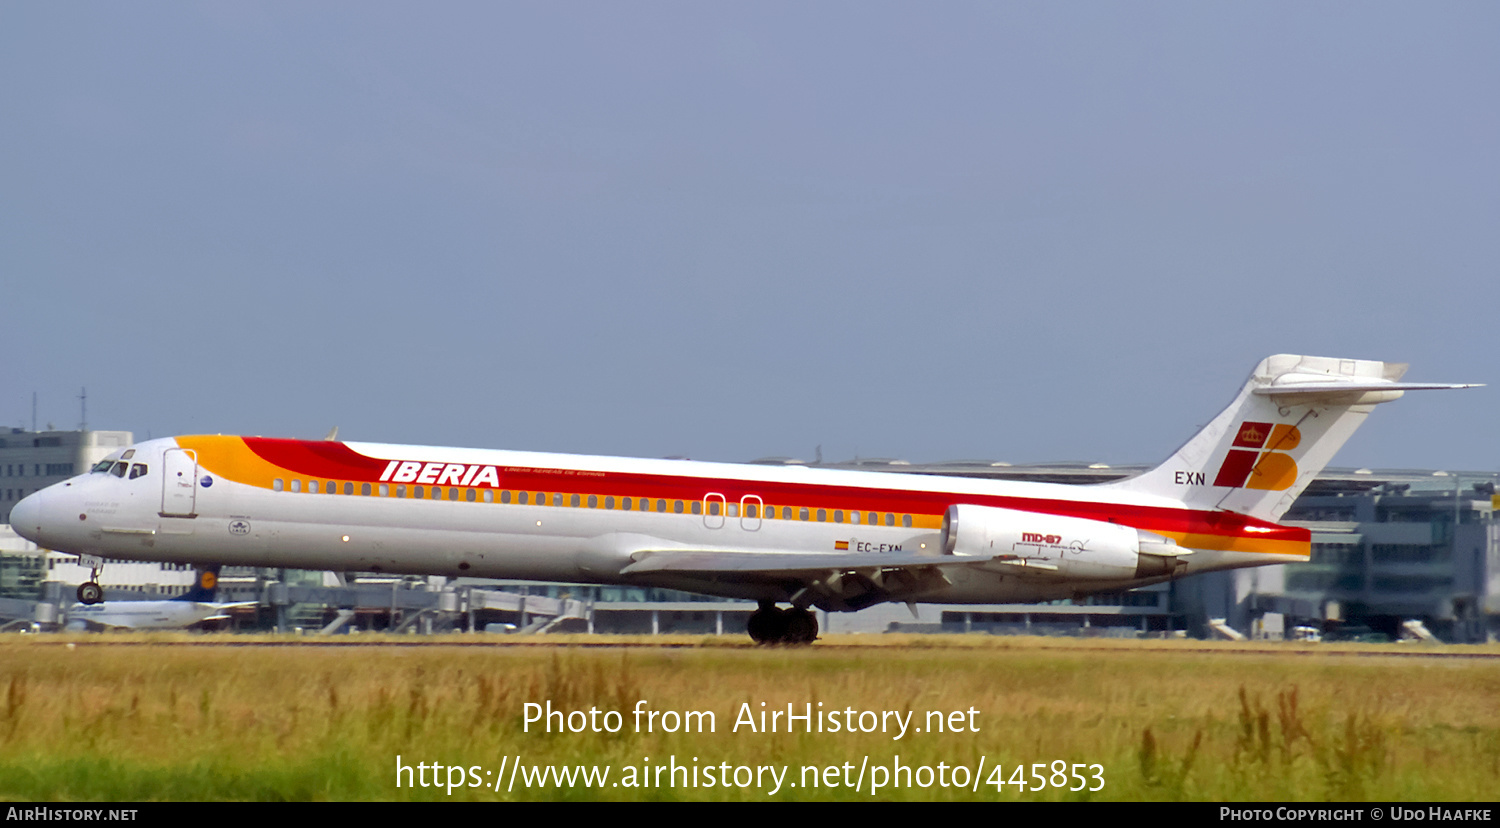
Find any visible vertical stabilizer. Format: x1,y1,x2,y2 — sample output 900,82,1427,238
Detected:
1104,355,1475,522
174,565,222,603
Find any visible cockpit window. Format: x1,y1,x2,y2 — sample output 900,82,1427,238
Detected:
121,449,136,460
109,461,128,478
128,463,149,480
92,451,125,474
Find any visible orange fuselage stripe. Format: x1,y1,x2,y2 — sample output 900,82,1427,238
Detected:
176,436,1311,559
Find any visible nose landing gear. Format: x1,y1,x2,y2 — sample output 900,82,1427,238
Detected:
77,581,104,605
747,601,819,645
76,556,105,605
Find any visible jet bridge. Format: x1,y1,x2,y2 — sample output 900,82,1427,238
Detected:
263,579,589,634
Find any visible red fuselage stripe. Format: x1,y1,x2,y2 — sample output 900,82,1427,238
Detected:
241,438,1309,545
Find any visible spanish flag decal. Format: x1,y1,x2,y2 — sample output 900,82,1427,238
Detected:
834,540,849,550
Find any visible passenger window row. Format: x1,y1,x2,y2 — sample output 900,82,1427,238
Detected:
269,477,917,528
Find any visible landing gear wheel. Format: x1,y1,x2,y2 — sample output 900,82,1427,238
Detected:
784,608,818,644
77,582,104,605
746,603,818,645
747,605,788,644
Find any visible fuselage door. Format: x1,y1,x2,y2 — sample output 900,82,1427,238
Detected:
740,495,764,532
161,448,198,518
703,492,726,529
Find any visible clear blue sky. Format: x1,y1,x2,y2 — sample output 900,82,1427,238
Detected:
4,3,1495,471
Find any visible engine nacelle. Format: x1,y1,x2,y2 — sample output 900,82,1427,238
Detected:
940,504,1184,580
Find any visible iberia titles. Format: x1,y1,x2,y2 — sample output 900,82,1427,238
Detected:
379,460,503,488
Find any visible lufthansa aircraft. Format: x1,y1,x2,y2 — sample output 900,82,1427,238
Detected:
64,566,256,631
9,355,1476,643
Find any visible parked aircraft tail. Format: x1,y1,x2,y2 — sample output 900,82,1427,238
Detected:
1103,354,1478,523
174,566,222,603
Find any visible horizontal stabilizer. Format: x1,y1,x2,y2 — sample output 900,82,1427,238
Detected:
1254,380,1480,398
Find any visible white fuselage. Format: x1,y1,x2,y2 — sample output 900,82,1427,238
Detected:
10,435,1301,609
65,600,228,631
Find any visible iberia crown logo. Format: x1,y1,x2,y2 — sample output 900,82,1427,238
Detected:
1212,421,1301,490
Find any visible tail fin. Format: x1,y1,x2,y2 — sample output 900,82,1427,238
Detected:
1105,355,1478,522
174,565,222,602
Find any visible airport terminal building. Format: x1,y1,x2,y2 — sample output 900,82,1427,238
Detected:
0,428,133,525
813,459,1500,643
2,429,1497,642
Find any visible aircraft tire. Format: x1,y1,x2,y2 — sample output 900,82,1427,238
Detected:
784,608,818,644
747,606,788,644
77,582,104,605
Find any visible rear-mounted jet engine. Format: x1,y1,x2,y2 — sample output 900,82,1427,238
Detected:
940,504,1188,579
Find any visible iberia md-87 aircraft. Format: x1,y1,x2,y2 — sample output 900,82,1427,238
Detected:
9,355,1477,643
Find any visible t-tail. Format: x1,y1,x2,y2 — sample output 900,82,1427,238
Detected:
1104,354,1479,523
174,565,222,603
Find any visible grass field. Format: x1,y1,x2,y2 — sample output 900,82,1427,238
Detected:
1,634,1497,801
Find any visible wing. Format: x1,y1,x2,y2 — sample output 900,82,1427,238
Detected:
621,549,1057,576
619,548,1060,612
74,618,131,632
198,601,260,622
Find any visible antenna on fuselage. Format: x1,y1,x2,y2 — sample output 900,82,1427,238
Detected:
324,426,340,441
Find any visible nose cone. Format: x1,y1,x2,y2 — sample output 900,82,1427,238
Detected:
11,490,45,545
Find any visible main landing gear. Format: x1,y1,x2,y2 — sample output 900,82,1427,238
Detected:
747,601,819,645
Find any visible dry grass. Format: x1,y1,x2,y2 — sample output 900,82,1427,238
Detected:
1,634,1496,801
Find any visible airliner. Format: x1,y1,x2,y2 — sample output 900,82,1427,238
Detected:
8,355,1476,643
63,566,256,631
